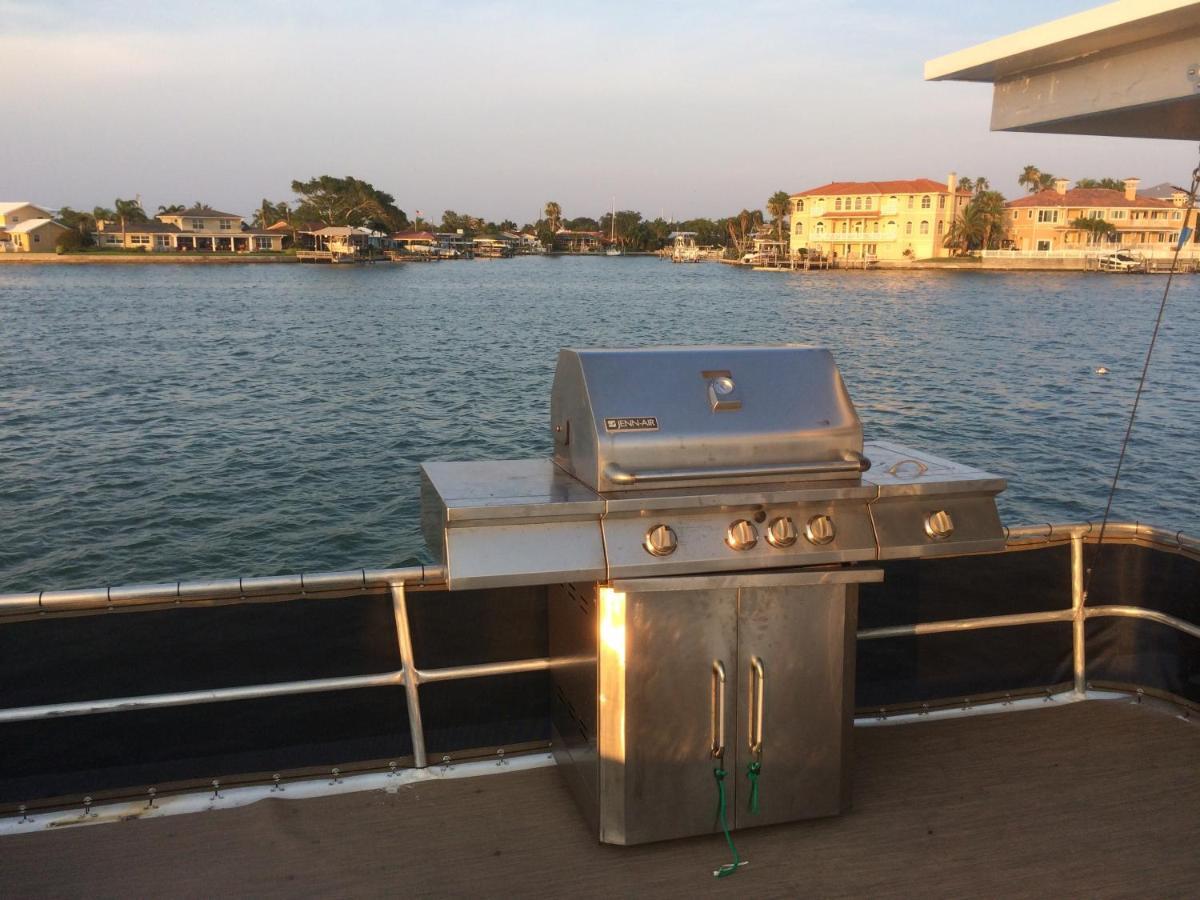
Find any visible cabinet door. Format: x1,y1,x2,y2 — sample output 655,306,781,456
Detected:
601,584,738,845
734,583,856,829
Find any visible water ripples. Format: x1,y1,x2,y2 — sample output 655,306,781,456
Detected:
1,259,1196,589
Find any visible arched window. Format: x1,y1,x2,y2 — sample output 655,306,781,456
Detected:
872,221,880,233
938,195,946,209
854,197,862,210
795,221,803,234
920,220,930,234
865,197,872,210
815,222,825,235
907,196,914,209
937,221,944,234
835,198,843,210
887,220,896,234
794,199,804,212
905,222,913,235
921,195,931,209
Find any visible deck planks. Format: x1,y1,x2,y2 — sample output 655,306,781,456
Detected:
2,701,1197,898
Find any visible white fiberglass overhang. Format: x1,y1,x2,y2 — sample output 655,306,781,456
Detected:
925,0,1200,140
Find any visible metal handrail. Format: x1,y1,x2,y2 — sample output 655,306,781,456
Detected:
0,521,1196,783
0,564,448,618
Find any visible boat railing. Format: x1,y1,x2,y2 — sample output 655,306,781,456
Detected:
0,521,1196,785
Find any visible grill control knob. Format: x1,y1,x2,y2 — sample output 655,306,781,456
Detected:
766,516,798,548
804,515,837,546
925,510,955,540
644,524,678,557
726,519,759,551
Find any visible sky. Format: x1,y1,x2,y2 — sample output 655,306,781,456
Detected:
2,0,1197,223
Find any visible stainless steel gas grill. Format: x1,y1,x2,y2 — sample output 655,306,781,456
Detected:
421,345,1006,845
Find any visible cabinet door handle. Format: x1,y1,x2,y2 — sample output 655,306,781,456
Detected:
711,660,727,759
749,656,765,756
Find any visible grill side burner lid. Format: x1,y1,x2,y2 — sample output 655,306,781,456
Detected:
551,345,867,493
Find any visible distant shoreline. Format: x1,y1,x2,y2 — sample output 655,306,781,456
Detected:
0,254,299,265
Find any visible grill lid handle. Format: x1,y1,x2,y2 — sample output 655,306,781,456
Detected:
603,452,871,486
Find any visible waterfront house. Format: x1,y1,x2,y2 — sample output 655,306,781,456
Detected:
0,202,55,251
3,218,69,252
95,219,184,251
95,206,285,252
0,202,52,229
1004,178,1197,252
157,207,283,252
790,175,969,262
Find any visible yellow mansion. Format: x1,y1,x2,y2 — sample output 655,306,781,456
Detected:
790,174,970,262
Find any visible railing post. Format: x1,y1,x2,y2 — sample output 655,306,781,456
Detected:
390,581,428,768
1071,532,1087,698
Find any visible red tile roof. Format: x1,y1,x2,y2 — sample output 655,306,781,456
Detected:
1007,188,1175,209
792,179,961,197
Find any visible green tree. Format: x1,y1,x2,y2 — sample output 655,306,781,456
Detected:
766,190,791,245
56,207,96,247
1075,177,1126,191
544,201,562,233
1070,216,1118,245
291,175,407,232
1018,166,1055,193
564,216,600,231
251,199,291,230
599,210,644,247
113,198,148,223
958,176,975,194
157,204,186,215
112,197,147,246
944,190,1008,253
726,209,764,255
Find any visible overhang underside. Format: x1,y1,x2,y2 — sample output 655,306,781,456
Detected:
995,93,1200,141
927,2,1200,140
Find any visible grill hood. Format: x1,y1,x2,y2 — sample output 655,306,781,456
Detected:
550,346,867,493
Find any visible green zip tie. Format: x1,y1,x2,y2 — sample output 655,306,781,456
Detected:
712,766,742,878
746,760,761,815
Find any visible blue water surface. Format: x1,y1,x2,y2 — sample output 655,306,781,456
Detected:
1,258,1196,590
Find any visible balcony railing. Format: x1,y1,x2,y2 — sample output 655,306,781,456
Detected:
804,232,896,243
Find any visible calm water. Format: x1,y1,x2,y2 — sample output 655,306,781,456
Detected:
1,258,1197,590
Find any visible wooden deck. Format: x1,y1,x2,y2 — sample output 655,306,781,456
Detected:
2,701,1196,897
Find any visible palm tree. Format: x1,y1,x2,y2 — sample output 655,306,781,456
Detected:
766,190,791,245
958,177,975,194
944,190,1009,253
944,204,984,255
544,201,562,233
157,204,186,215
113,197,147,246
1070,216,1117,245
973,190,1008,249
1019,165,1048,194
974,176,990,194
